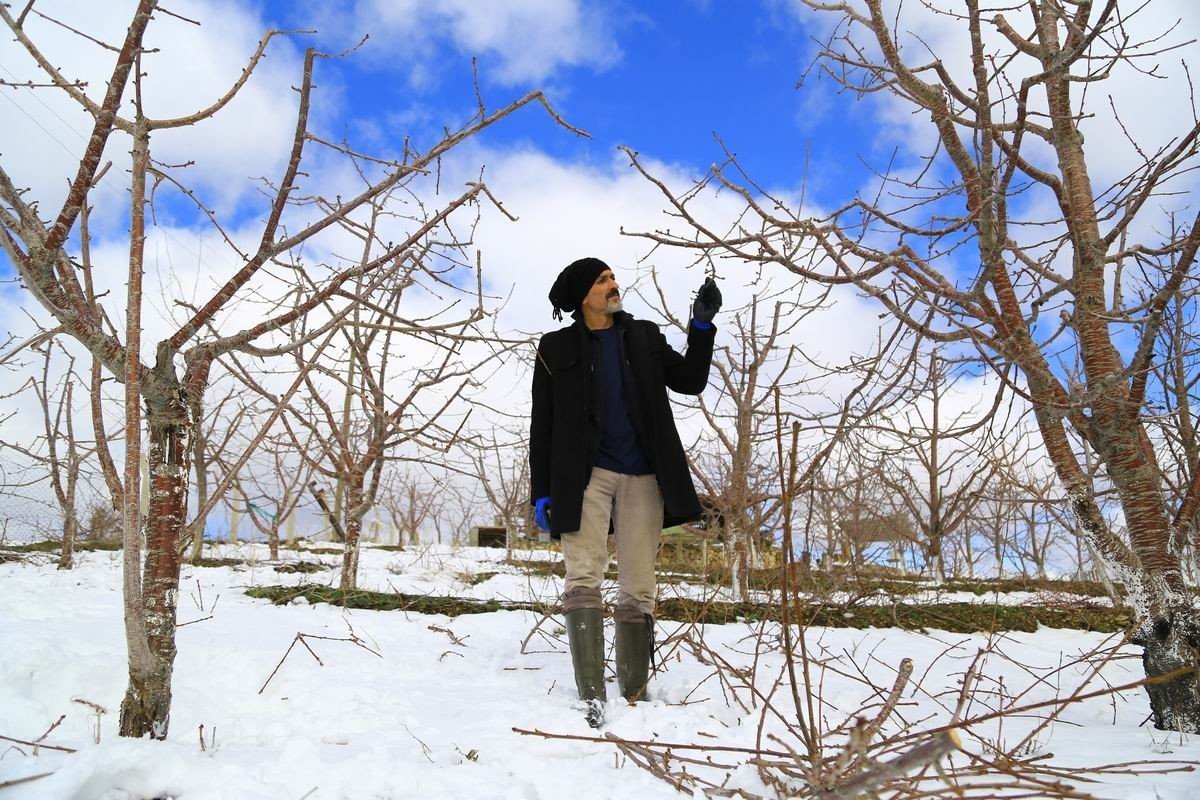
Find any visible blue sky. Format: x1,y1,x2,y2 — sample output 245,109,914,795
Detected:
256,0,877,207
0,0,901,313
0,0,911,371
3,0,1198,405
3,0,1197,351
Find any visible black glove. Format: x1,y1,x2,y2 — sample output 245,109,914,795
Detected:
691,276,722,327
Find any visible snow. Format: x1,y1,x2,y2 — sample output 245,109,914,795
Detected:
1,543,1195,799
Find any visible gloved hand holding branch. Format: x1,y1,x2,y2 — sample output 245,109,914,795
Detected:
691,276,722,328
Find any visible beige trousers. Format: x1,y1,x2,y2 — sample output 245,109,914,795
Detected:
561,468,663,618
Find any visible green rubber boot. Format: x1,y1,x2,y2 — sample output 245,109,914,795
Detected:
616,613,653,702
565,607,607,727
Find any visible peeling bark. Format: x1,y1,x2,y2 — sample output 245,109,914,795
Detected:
1132,610,1200,732
119,380,190,739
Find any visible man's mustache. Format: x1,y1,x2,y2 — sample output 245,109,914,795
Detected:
607,289,620,299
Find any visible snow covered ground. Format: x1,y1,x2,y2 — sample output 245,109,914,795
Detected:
1,543,1195,799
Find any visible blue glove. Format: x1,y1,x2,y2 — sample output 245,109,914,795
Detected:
534,496,552,532
691,276,722,328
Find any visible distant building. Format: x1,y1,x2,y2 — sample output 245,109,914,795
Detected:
468,526,507,548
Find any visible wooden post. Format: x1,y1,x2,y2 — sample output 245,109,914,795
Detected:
228,487,241,544
286,510,296,548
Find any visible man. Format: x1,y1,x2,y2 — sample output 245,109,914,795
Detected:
529,256,720,727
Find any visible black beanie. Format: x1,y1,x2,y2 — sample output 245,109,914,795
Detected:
548,257,611,319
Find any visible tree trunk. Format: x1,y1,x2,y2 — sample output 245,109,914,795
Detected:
1028,5,1200,731
737,537,749,601
268,510,282,561
228,486,241,544
119,389,189,738
730,535,746,602
187,420,209,566
926,535,945,584
1132,610,1200,732
1074,522,1086,581
57,450,78,570
339,476,365,590
1032,528,1048,580
963,528,974,579
57,506,77,570
993,527,1001,578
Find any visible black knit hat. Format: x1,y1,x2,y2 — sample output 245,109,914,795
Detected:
548,257,611,320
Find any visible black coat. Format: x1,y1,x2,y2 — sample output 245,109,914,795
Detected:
530,311,715,537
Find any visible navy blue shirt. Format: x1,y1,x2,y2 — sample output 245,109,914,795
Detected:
590,326,652,475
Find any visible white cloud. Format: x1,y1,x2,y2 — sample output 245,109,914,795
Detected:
409,143,900,422
0,0,312,230
320,0,621,88
786,0,1200,200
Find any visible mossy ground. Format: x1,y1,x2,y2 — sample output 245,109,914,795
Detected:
456,571,499,586
664,563,1112,599
245,583,1131,633
0,538,122,554
193,557,247,568
274,561,328,574
246,584,544,616
2,537,1126,632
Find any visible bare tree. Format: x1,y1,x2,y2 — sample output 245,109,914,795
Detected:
1147,268,1200,584
463,426,532,553
0,2,582,737
977,434,1078,580
642,274,817,599
237,434,314,560
376,468,446,548
263,194,525,589
811,442,914,571
875,354,996,582
624,0,1200,730
810,441,875,566
185,379,247,564
0,339,97,568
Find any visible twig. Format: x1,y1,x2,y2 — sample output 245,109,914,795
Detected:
402,723,434,763
820,730,961,799
863,657,913,744
0,734,75,753
890,665,1199,749
259,630,382,694
72,698,106,744
33,715,66,745
512,727,796,758
428,623,468,647
0,773,55,791
519,611,558,654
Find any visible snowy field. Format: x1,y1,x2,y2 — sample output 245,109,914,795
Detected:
1,543,1196,799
